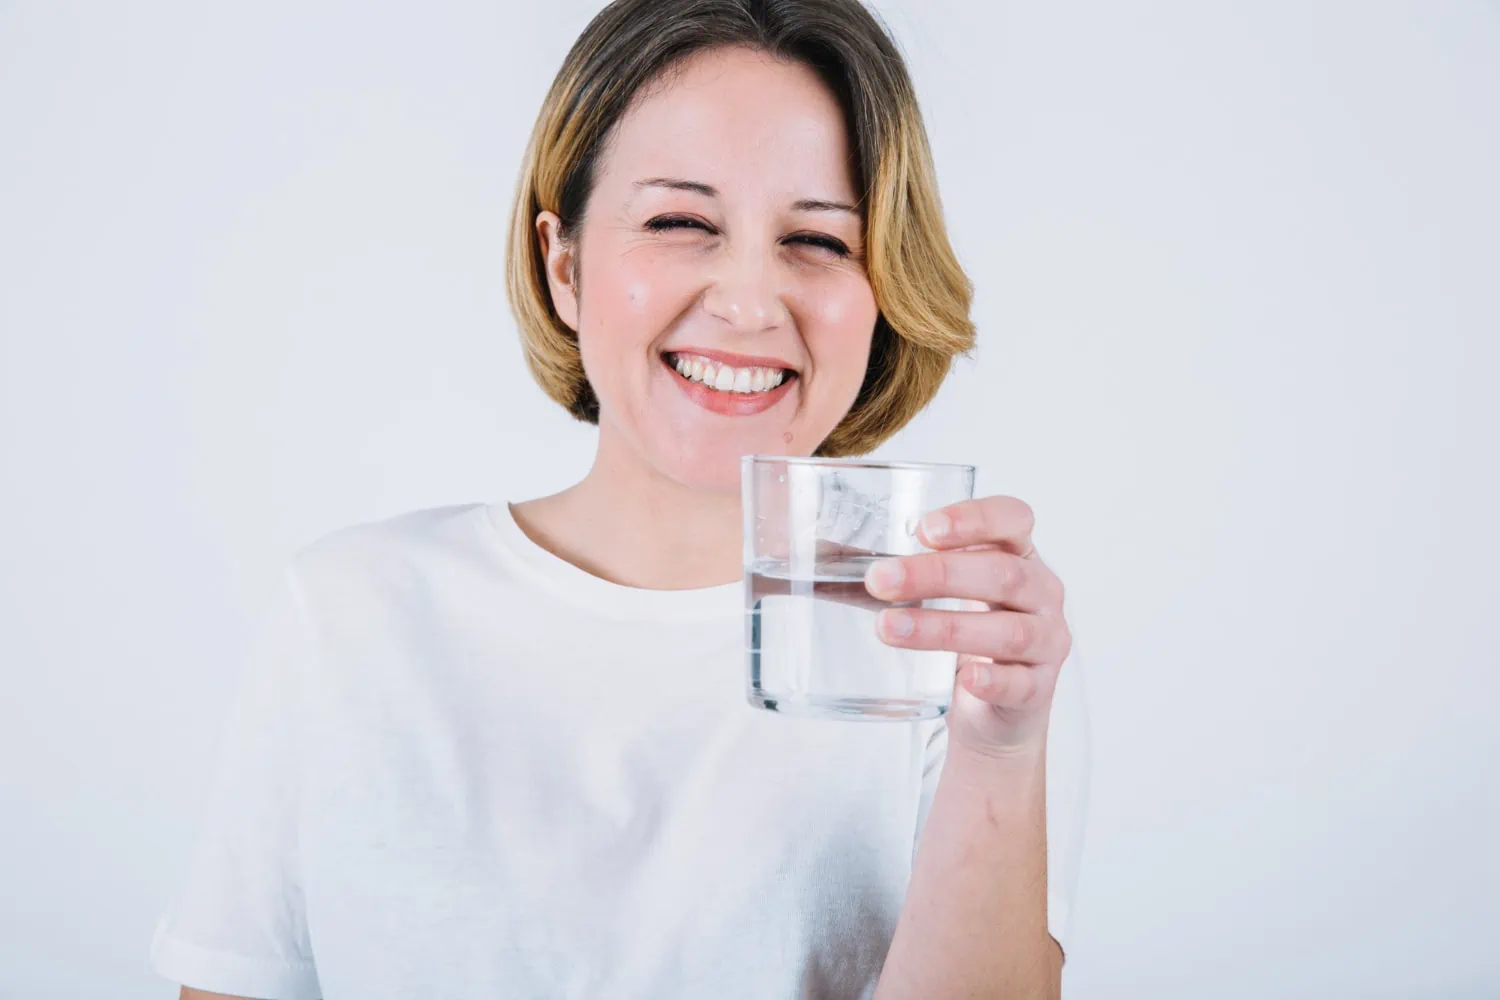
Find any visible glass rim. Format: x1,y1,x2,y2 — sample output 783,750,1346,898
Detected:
742,454,975,474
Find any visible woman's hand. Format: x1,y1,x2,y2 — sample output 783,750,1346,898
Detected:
864,496,1070,759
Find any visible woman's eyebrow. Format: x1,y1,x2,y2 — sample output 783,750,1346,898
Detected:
632,177,859,217
790,197,860,217
634,177,716,197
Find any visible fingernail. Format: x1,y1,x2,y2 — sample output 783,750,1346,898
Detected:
921,511,952,543
880,609,914,639
865,558,905,598
970,664,993,689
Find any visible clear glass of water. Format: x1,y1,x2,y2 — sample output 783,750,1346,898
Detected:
742,455,977,721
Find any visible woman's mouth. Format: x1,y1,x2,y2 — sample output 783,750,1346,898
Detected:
661,350,798,416
664,351,793,394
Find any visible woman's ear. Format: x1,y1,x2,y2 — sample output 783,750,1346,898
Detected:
536,211,579,331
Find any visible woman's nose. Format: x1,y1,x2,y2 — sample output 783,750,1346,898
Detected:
701,251,791,335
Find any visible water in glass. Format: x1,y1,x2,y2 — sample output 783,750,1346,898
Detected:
746,554,957,720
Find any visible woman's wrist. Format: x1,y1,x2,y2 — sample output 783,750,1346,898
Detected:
942,731,1048,795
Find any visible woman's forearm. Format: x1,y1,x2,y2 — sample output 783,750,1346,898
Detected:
874,743,1059,1000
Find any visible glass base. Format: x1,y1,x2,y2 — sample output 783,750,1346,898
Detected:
748,690,949,721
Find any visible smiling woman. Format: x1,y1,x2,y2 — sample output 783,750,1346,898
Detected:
507,0,975,468
151,2,1086,998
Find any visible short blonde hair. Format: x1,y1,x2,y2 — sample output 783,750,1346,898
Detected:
506,0,974,457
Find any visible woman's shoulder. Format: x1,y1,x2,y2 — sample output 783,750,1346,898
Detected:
286,501,503,602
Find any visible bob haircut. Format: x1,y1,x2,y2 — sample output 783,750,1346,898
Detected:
506,0,974,457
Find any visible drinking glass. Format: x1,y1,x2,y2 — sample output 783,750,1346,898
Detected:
741,455,976,721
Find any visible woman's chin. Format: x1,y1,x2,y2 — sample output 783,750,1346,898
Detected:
629,386,825,493
649,433,789,496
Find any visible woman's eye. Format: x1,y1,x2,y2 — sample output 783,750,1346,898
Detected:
645,218,849,257
645,216,714,234
787,234,851,257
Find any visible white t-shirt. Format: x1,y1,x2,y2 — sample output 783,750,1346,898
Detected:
151,502,1089,999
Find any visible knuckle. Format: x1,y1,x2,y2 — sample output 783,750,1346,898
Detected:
1008,615,1037,653
1006,496,1036,534
989,555,1019,594
929,553,953,594
937,612,962,648
1007,557,1028,593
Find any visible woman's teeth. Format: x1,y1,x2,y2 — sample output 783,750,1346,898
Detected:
669,354,788,394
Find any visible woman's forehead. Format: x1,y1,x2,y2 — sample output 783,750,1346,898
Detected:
599,49,857,200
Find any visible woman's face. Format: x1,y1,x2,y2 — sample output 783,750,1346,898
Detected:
537,46,878,494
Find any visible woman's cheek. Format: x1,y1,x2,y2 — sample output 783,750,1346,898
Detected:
800,269,877,332
799,279,878,382
624,278,648,311
589,254,652,317
613,254,703,329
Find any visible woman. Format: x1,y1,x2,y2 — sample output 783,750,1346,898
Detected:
152,0,1088,997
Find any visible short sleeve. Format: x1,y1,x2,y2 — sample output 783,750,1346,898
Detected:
913,644,1091,956
150,565,323,999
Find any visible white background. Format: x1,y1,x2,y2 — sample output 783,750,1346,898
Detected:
2,2,1497,997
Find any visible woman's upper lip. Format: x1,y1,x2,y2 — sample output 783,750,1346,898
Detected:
663,346,798,373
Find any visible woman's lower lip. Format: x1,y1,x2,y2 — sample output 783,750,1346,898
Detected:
664,358,796,416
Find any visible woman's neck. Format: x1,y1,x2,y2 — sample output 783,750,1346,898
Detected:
510,436,743,592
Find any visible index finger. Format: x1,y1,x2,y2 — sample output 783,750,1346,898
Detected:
918,495,1036,556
